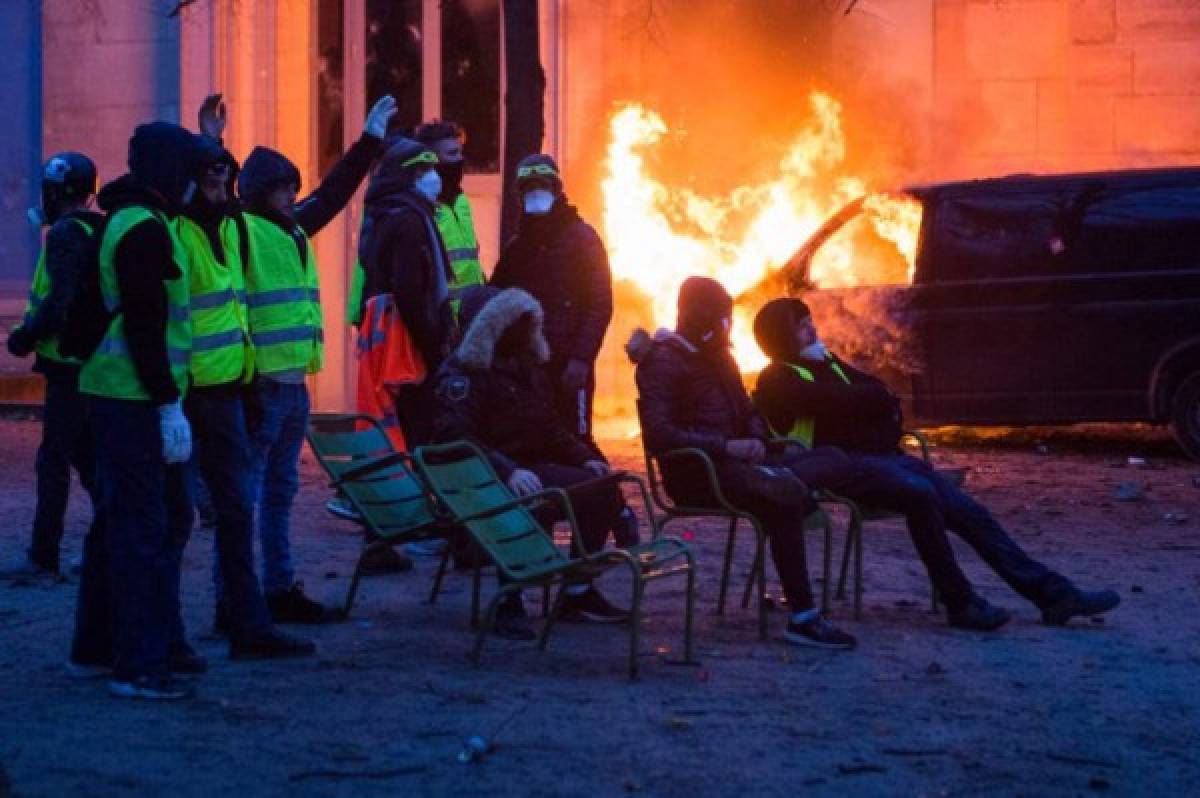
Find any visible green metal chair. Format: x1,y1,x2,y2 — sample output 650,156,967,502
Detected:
635,402,841,641
306,413,454,617
413,441,696,680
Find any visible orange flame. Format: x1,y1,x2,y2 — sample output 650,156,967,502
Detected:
602,92,922,371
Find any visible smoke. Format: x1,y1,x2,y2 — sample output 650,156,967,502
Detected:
802,286,922,378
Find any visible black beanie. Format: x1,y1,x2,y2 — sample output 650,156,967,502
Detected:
514,153,562,196
676,276,733,347
128,122,204,207
238,146,302,204
753,298,811,361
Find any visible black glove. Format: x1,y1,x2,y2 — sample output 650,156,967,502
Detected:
6,327,35,358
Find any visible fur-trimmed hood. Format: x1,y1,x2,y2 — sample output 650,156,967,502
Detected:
625,326,697,364
454,287,552,370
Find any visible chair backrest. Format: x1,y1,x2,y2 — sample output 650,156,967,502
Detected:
415,442,566,580
307,413,437,537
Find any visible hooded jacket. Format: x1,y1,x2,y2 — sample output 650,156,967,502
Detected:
431,287,599,479
490,199,612,367
358,150,454,372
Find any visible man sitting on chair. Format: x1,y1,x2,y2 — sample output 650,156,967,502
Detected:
751,297,1120,630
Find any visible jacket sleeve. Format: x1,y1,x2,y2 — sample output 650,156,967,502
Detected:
635,347,727,456
25,218,93,342
294,133,382,237
565,224,613,363
431,371,519,479
378,211,445,370
488,238,516,288
114,219,180,405
754,360,897,437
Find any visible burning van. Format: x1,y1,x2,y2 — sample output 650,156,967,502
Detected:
778,167,1200,459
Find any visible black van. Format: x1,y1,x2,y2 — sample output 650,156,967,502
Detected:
782,167,1200,459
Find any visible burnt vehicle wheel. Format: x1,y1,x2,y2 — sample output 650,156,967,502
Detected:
1169,372,1200,461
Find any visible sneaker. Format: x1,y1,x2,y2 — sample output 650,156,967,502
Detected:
1041,589,1121,626
358,545,413,576
229,627,316,660
169,644,209,675
64,660,111,679
947,595,1011,632
492,595,536,641
0,553,58,580
560,586,630,624
404,538,449,558
784,615,857,649
267,583,336,624
612,506,641,548
325,498,363,524
108,675,194,701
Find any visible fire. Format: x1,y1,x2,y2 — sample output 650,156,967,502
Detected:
601,92,922,371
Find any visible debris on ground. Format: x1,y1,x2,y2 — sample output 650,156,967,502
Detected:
1113,482,1145,502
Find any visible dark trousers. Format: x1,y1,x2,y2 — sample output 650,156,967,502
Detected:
528,463,623,557
187,389,273,640
75,398,192,681
30,371,96,570
547,357,597,448
843,454,1073,610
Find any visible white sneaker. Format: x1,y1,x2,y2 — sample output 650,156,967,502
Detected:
65,660,110,679
108,676,194,701
404,539,449,557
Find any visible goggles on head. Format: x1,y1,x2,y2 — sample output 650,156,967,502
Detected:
401,150,440,169
517,163,559,180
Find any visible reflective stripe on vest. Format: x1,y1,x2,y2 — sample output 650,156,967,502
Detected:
779,359,851,449
80,207,191,400
436,193,485,290
242,213,324,379
176,215,253,387
21,217,95,365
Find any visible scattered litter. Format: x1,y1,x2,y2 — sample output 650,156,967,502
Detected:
324,571,338,580
1089,776,1111,791
1126,457,1146,468
1131,585,1144,594
289,766,425,782
1035,444,1050,455
881,747,947,757
837,762,887,775
622,779,641,792
681,529,696,542
696,668,710,683
925,661,947,677
456,735,491,764
356,620,374,630
1192,476,1200,489
665,715,693,730
1113,482,1144,502
1162,512,1190,525
1047,751,1120,769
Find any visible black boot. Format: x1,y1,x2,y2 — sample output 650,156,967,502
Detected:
948,595,1011,631
1041,589,1120,626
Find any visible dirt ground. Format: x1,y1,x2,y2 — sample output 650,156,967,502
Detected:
0,417,1197,797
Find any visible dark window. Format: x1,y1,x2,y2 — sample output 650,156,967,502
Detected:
367,0,423,136
317,0,344,177
927,193,1071,281
441,0,502,173
1065,184,1200,274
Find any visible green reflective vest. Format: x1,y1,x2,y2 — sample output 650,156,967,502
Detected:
778,359,850,449
21,217,95,365
437,192,484,290
176,215,252,387
80,207,191,400
242,213,324,380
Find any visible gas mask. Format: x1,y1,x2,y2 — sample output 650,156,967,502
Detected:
522,189,556,216
415,169,443,203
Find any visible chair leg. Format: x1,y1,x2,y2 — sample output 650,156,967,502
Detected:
930,583,940,614
854,517,864,620
341,543,378,618
683,553,697,664
537,583,567,651
741,529,763,610
836,517,855,600
471,588,509,666
470,564,482,629
716,517,737,616
428,542,451,605
756,526,768,641
820,514,833,617
541,583,551,618
628,566,644,681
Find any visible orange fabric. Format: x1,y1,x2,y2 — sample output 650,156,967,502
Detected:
354,295,426,450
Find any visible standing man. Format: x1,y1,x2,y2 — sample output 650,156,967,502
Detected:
2,153,102,579
75,122,205,700
233,95,396,624
414,121,486,291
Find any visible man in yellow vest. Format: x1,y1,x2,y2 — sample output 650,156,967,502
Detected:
2,153,101,580
178,97,316,659
414,120,486,291
752,297,1120,631
74,122,206,700
233,95,396,624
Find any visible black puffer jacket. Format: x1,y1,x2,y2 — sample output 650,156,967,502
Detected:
431,287,599,479
490,200,612,366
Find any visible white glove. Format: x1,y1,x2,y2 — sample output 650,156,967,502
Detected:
363,95,398,139
158,400,193,465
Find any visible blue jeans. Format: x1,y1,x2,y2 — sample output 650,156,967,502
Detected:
247,379,309,595
31,370,96,571
189,388,273,639
845,454,1073,610
77,398,192,681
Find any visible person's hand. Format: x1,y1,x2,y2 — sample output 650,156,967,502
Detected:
506,468,543,497
724,438,766,463
561,358,590,392
198,93,227,139
6,326,34,358
363,95,398,139
583,460,609,477
158,400,193,464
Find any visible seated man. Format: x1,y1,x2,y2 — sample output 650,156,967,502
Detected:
431,286,629,638
751,297,1120,630
628,277,858,649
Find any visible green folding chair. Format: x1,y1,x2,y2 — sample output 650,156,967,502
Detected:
635,402,839,641
413,441,696,680
306,413,454,617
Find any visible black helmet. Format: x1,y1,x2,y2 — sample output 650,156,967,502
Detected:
38,152,97,224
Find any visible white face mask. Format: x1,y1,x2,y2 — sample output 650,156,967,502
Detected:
415,170,442,203
799,340,828,361
523,189,556,215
